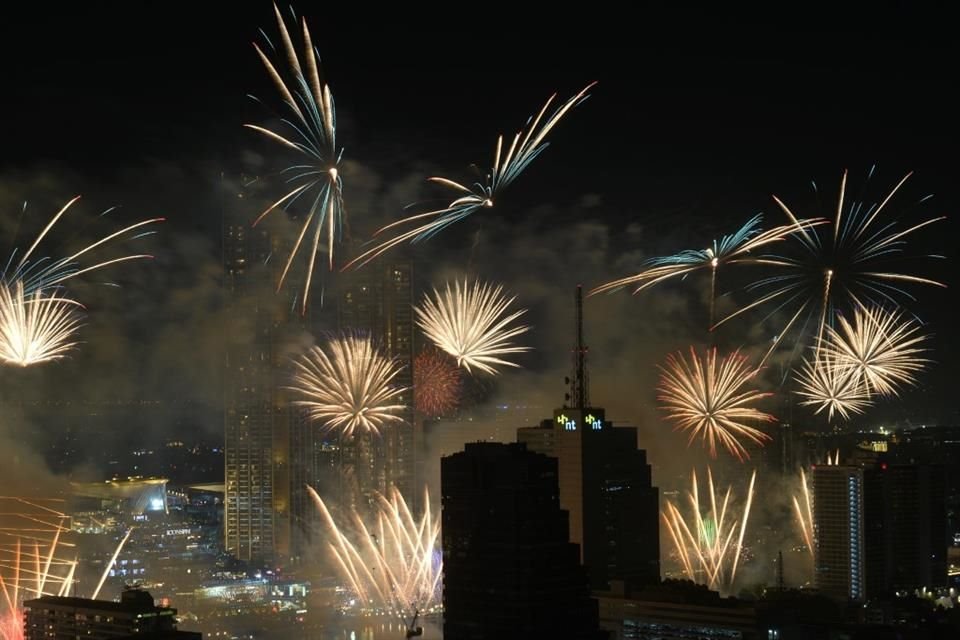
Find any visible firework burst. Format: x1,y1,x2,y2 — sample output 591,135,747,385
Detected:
794,347,871,422
0,281,83,367
247,4,344,311
344,83,595,269
822,305,929,397
413,347,462,418
416,278,530,376
289,334,407,437
309,485,442,618
590,215,825,325
662,468,756,594
657,347,774,462
2,196,160,295
716,168,945,365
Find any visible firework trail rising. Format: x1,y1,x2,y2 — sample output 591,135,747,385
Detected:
662,467,756,594
0,281,83,367
791,467,814,558
2,196,160,295
308,486,442,618
794,345,871,422
0,502,77,640
416,278,530,376
657,347,774,462
413,347,462,418
289,334,407,437
91,528,133,601
821,305,929,398
715,168,945,367
589,214,825,326
247,4,344,311
344,83,596,269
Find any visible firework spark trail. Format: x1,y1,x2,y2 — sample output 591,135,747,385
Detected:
413,347,462,418
2,196,161,295
247,4,344,311
91,528,133,600
713,168,945,368
794,346,871,422
822,305,929,397
416,279,530,376
0,281,83,367
289,334,407,437
343,83,596,269
661,468,756,594
589,215,826,326
792,467,814,558
657,347,774,462
0,529,76,640
308,486,441,618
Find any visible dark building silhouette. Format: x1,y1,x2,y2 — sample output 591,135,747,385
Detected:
864,462,947,596
517,286,659,590
24,588,200,640
441,442,602,639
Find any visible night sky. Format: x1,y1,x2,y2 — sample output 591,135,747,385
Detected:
1,5,956,475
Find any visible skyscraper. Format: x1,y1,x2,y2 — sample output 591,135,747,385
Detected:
813,464,865,601
223,207,284,564
864,462,947,596
335,254,415,511
223,176,316,565
441,442,601,639
517,286,660,590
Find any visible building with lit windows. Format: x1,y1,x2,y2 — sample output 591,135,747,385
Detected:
813,464,865,601
24,588,199,640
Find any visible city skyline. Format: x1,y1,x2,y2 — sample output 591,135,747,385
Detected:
0,6,957,639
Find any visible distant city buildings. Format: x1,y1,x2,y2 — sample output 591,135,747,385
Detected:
441,442,601,639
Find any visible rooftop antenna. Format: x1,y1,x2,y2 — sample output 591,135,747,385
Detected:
567,285,590,409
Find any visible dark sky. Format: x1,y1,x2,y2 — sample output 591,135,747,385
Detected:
0,4,956,466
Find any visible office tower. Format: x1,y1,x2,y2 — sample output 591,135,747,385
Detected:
335,254,415,511
864,462,947,596
517,286,660,590
24,588,200,640
813,464,865,601
223,177,311,565
441,442,601,639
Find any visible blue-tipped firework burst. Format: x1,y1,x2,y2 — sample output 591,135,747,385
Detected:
344,82,596,269
247,4,343,312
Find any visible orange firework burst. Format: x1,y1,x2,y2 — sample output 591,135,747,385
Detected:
413,347,462,418
658,347,774,462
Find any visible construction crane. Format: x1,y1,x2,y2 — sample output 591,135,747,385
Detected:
405,609,423,638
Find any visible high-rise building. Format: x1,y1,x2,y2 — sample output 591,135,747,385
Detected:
24,589,200,640
223,176,318,565
335,254,415,511
517,286,660,590
813,464,865,601
441,442,602,639
864,462,947,596
223,206,284,564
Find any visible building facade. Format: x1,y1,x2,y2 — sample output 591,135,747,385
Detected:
441,442,601,639
813,464,865,601
24,589,199,640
